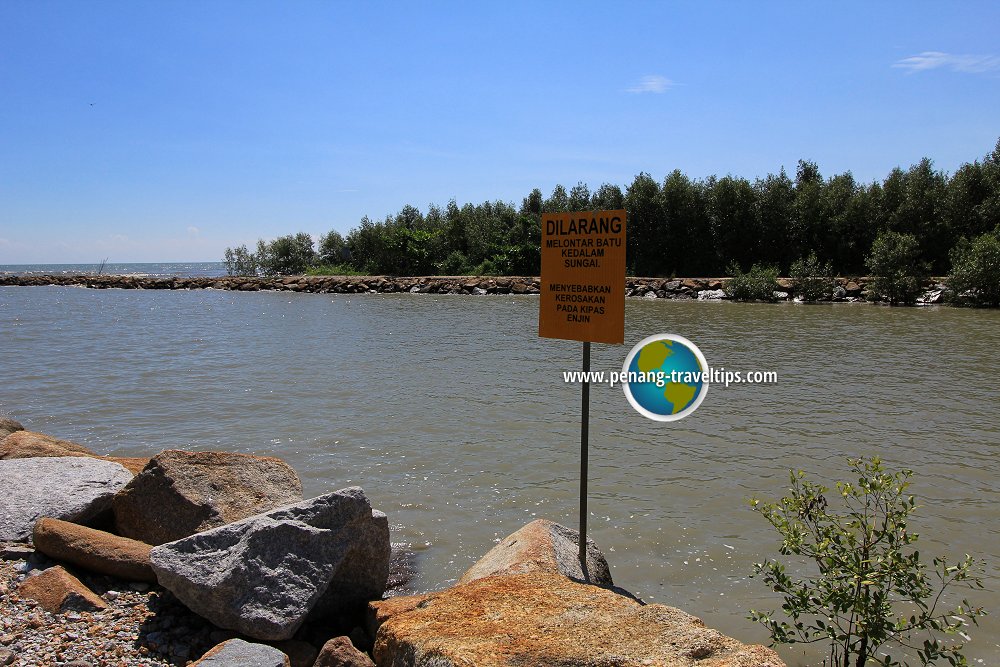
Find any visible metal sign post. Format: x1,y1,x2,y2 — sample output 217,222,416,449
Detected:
537,210,626,575
579,341,590,571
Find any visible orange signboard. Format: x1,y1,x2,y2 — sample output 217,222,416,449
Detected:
538,209,627,344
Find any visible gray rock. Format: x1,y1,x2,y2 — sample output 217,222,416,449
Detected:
459,518,612,587
0,543,34,560
0,457,132,542
192,638,290,666
697,289,726,300
920,289,944,304
773,291,789,300
151,487,390,641
0,417,24,440
833,285,847,299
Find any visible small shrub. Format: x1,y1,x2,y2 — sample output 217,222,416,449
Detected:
724,262,780,302
789,252,834,301
305,263,365,276
473,257,502,276
866,231,927,306
749,457,986,667
948,229,1000,307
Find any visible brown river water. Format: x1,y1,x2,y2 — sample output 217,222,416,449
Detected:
1,286,997,665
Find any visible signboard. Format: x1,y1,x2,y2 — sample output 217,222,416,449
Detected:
538,209,627,344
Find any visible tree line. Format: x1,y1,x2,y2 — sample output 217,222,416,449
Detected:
225,138,1000,286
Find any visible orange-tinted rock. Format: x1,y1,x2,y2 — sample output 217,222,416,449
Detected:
32,517,155,582
0,430,95,460
0,430,145,475
98,456,148,475
113,449,303,545
366,592,432,639
313,637,374,667
372,572,785,667
16,565,107,614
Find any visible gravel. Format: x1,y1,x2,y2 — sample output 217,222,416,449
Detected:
0,543,222,666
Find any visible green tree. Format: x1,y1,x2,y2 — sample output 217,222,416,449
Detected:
443,199,469,257
893,158,949,274
979,139,1000,231
520,188,543,216
543,184,569,212
791,160,825,262
223,244,258,276
497,214,540,275
591,182,625,211
944,162,990,242
318,230,347,265
625,172,663,276
568,181,592,211
464,200,518,269
345,216,389,273
823,172,870,275
755,169,795,272
256,232,317,276
749,457,986,667
662,170,710,276
948,228,1000,307
708,175,758,272
866,231,927,305
877,167,907,234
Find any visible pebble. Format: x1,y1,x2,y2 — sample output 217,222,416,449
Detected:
0,546,218,666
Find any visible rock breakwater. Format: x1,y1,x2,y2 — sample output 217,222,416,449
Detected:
0,272,898,302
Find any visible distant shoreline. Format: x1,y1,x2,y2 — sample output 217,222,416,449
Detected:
0,272,924,303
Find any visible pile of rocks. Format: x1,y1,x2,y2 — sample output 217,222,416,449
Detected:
0,417,390,666
0,416,784,666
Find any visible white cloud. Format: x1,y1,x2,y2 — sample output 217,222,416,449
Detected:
187,226,200,237
893,51,1000,74
627,75,674,94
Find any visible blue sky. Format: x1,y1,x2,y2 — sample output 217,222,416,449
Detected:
2,1,999,263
